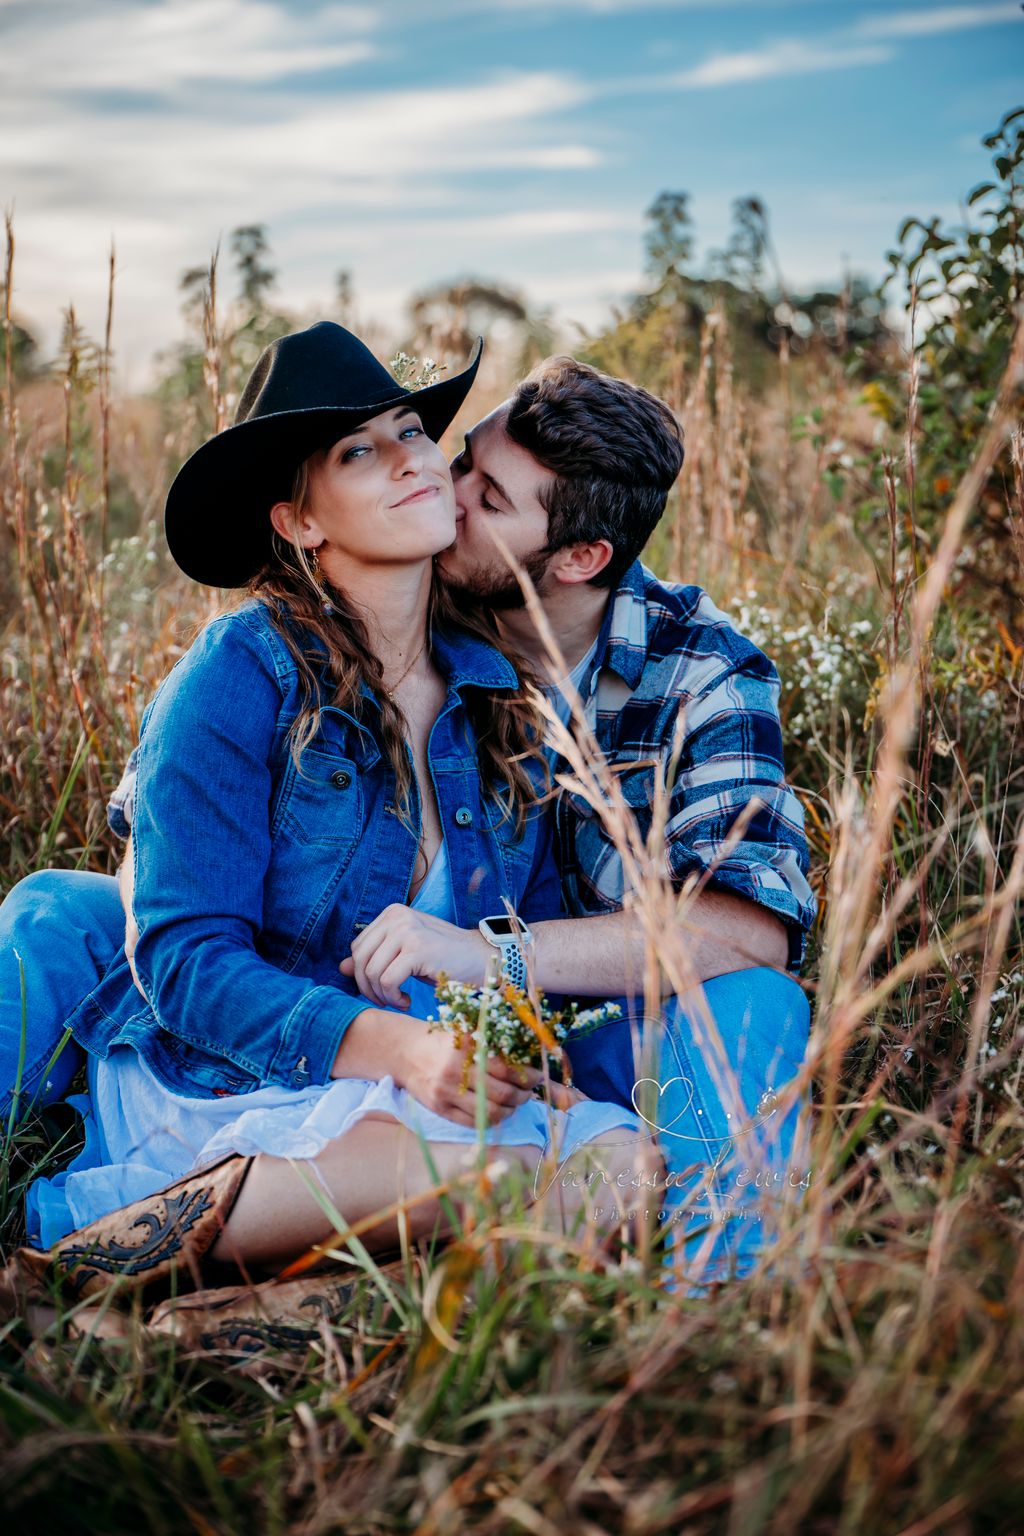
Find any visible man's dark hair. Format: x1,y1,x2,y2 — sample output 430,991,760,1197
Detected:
506,356,684,588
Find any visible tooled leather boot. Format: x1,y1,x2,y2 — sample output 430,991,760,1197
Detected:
145,1255,412,1357
0,1152,254,1317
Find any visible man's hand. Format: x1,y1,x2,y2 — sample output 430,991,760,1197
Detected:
340,905,492,1009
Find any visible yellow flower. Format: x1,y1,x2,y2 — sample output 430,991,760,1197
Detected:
503,983,558,1052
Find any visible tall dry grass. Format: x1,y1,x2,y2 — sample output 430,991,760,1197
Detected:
1,222,1023,1533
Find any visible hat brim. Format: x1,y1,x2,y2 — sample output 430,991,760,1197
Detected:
165,339,482,588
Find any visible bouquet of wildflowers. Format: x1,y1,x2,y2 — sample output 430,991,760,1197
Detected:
427,970,621,1094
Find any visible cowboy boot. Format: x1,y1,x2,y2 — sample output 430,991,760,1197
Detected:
0,1152,253,1317
145,1256,411,1357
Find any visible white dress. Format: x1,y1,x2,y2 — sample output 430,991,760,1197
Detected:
28,841,645,1248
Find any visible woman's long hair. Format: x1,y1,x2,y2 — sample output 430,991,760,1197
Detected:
248,450,547,839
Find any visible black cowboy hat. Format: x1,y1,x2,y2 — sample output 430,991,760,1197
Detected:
164,321,482,587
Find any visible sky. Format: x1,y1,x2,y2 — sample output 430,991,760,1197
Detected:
1,0,1021,385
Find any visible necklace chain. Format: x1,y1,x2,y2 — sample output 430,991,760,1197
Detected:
383,639,427,700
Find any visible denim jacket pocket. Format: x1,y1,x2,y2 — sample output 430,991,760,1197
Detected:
275,748,364,852
481,793,535,888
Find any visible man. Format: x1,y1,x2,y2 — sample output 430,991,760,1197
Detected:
340,356,817,1281
0,355,815,1284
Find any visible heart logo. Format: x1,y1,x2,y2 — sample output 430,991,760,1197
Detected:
631,1075,695,1135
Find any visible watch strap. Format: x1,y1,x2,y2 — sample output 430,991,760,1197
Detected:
495,937,528,990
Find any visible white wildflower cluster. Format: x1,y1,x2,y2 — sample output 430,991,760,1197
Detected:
981,969,1024,1078
89,532,172,674
389,352,447,391
733,590,876,740
428,971,621,1093
989,969,1024,1008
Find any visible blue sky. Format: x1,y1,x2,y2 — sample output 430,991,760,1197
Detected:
1,0,1021,383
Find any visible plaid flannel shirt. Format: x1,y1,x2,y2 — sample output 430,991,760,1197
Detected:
108,561,817,970
546,561,816,970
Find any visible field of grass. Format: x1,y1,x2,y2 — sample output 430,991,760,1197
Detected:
1,179,1023,1534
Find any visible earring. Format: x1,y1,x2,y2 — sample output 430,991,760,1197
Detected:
311,546,334,616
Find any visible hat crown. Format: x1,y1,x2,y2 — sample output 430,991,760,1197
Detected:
234,322,405,425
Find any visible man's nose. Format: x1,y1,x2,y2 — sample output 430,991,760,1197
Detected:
451,475,471,516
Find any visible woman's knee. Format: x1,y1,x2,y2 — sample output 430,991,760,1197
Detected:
1,868,125,948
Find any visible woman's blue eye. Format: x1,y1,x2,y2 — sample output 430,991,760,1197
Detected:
340,423,422,462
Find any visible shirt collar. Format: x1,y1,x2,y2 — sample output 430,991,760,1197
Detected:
429,625,520,693
592,559,649,690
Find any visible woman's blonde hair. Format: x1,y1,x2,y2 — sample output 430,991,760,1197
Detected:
248,447,547,839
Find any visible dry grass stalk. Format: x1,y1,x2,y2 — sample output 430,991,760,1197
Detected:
1,237,1023,1531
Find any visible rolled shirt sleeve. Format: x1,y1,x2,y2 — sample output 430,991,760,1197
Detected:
663,660,816,969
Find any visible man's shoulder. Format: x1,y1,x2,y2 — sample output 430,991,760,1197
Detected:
633,564,778,695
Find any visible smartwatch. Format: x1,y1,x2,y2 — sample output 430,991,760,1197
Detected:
478,913,533,989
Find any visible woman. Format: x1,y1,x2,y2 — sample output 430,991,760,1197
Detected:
21,322,660,1293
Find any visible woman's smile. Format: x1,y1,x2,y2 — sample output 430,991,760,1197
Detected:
392,484,442,509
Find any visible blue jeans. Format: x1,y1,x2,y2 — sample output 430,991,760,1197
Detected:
1,872,812,1288
563,969,813,1289
0,870,125,1124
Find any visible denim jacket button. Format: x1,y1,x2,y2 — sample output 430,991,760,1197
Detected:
291,1067,312,1087
330,769,352,790
454,806,473,827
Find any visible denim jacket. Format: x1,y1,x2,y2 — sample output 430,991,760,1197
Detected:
66,600,563,1098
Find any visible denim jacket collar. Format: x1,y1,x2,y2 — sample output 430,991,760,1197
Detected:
353,627,518,711
429,625,520,694
284,608,519,706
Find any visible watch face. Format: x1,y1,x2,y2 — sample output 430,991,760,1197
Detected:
483,916,519,938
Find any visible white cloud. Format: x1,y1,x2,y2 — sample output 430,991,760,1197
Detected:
500,145,604,169
478,0,765,9
854,3,1022,41
0,0,999,383
0,29,604,376
655,4,1022,92
294,206,629,251
392,0,766,13
2,69,592,213
671,39,893,89
0,0,378,93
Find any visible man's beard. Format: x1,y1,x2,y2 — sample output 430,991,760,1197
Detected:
440,547,553,610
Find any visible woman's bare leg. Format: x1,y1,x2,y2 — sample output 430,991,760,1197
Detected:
212,1114,665,1271
212,1116,533,1269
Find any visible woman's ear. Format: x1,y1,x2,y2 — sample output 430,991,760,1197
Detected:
269,499,321,550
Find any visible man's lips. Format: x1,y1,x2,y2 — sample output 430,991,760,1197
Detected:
392,484,441,508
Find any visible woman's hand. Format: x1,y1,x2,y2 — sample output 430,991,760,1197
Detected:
340,905,492,1009
329,1007,592,1128
399,1014,590,1129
